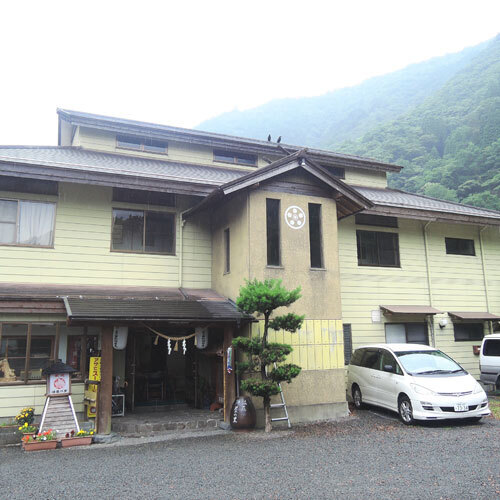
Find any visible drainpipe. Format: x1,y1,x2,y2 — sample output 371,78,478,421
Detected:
478,226,493,335
178,208,190,288
422,221,436,346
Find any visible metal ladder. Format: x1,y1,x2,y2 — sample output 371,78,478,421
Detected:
269,363,291,428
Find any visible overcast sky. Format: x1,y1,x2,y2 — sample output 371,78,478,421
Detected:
1,0,499,145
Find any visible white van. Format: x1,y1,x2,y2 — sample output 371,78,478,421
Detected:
480,333,500,389
347,343,490,424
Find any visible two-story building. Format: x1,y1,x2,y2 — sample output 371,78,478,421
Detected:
0,109,499,432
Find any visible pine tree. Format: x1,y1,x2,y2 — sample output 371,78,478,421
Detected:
233,279,304,432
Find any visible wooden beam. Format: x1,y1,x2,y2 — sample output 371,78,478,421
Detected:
223,326,236,423
97,325,113,434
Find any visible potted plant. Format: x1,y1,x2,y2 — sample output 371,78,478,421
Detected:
17,422,38,439
14,407,35,426
22,429,57,451
60,428,95,447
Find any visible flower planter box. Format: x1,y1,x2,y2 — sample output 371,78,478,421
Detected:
60,436,92,448
23,440,58,452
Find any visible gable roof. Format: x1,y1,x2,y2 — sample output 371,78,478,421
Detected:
355,185,500,226
57,108,402,173
184,150,373,219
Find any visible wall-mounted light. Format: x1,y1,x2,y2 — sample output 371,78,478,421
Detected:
439,318,448,329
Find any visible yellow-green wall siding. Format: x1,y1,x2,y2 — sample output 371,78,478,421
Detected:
0,184,211,288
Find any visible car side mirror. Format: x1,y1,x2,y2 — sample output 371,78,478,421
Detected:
383,364,395,373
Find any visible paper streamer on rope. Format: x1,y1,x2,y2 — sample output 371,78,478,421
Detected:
167,339,172,355
182,339,187,355
227,346,233,374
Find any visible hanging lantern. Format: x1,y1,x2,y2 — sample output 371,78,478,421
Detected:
195,327,208,349
112,327,128,350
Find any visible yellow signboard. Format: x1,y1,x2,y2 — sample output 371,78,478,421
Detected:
86,357,101,418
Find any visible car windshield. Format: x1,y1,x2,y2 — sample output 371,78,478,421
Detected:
394,350,465,375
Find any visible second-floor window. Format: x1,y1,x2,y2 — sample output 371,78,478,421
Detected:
213,149,257,166
308,203,323,268
445,237,475,256
111,209,175,254
0,199,56,247
116,135,168,154
357,230,400,267
266,198,281,266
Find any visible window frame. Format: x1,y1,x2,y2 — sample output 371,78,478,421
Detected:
224,227,230,274
111,207,176,256
385,322,429,345
445,237,476,256
0,323,58,385
116,135,168,155
266,198,281,267
356,229,400,267
0,197,56,248
308,203,324,269
213,149,257,167
453,322,484,342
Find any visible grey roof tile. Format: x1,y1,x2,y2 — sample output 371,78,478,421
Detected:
0,147,245,186
354,185,500,220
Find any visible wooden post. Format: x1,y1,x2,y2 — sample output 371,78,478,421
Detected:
97,325,113,434
223,326,236,423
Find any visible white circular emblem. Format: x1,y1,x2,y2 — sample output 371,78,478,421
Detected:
284,206,306,229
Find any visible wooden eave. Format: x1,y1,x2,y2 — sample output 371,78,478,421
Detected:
364,205,500,227
0,160,215,197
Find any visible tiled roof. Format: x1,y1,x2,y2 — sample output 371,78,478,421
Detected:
0,146,244,186
354,185,500,221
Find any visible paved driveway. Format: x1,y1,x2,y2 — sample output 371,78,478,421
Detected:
1,409,499,500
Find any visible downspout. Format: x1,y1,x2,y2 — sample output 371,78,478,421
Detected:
478,226,493,335
178,208,190,288
422,221,435,346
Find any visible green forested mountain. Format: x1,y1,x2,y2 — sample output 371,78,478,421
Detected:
341,35,500,210
197,42,487,148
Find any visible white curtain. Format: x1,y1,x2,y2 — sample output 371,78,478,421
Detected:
18,201,55,246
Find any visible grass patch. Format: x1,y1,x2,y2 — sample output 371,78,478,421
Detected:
489,399,500,419
0,421,15,427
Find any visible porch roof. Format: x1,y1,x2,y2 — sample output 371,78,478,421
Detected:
448,311,500,321
380,305,443,315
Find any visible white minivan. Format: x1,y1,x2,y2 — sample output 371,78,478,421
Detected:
347,343,491,424
480,333,500,389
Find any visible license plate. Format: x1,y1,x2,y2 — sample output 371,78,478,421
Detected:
454,403,468,412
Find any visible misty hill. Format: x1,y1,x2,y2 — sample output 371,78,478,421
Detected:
197,42,487,149
341,35,500,210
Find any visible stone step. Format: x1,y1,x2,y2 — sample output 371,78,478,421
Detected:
112,417,220,436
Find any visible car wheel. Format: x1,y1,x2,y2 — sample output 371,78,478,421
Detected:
398,395,414,425
352,385,363,409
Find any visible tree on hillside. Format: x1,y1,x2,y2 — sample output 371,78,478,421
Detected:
233,279,304,432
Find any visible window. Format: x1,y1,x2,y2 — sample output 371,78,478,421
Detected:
112,209,175,254
66,334,99,378
266,199,281,266
343,324,352,365
483,338,500,356
453,323,484,341
357,230,400,267
361,349,381,370
113,188,175,207
380,350,403,374
224,228,230,273
213,149,257,166
0,199,56,247
0,175,58,196
0,324,56,383
355,214,398,228
445,237,475,256
385,323,429,345
308,203,323,268
349,348,364,366
319,164,345,179
116,135,168,154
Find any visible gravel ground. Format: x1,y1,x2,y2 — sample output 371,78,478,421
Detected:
1,408,499,500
